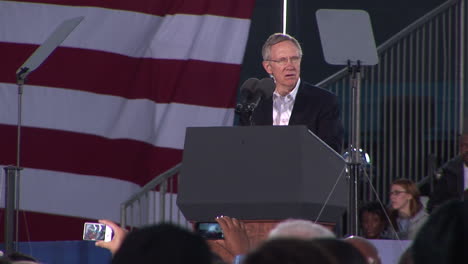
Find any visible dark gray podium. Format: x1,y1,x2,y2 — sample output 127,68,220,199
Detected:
177,125,347,224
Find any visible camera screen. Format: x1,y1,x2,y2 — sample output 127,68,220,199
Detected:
83,223,107,241
196,222,224,239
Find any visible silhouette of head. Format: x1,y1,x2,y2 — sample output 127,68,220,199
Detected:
112,223,212,264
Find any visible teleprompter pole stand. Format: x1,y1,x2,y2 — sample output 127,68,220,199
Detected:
3,69,27,254
3,166,21,254
316,9,378,235
3,16,84,254
347,60,363,235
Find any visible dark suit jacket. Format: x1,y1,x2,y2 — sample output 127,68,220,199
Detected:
240,81,344,153
427,156,465,212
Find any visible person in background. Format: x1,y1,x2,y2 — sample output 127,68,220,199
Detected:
95,220,127,256
345,236,382,264
412,200,466,264
0,252,39,264
388,179,429,240
313,238,368,264
95,220,213,264
267,219,335,240
427,120,468,213
215,217,336,264
398,246,414,264
214,216,250,264
242,238,339,264
244,238,368,264
359,201,389,239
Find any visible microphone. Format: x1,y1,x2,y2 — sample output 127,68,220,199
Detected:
235,78,259,114
245,77,275,112
256,77,275,98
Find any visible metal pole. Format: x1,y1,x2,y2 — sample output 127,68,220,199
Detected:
14,80,24,246
16,82,23,169
348,64,362,236
4,166,20,254
459,0,465,129
3,78,25,253
283,0,288,34
120,203,127,228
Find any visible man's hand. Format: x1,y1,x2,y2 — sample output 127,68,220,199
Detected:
95,219,128,255
215,216,250,256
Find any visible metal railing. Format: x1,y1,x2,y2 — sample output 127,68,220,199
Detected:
120,163,190,229
316,0,465,204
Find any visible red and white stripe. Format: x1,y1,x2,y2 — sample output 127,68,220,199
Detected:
0,0,255,241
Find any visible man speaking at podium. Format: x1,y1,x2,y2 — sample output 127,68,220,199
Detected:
240,33,344,153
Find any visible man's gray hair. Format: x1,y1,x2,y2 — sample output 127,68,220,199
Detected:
268,219,335,240
262,33,303,61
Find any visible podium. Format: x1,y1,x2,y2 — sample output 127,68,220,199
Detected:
177,126,347,261
177,125,347,222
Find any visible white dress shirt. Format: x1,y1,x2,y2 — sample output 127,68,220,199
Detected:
273,79,300,126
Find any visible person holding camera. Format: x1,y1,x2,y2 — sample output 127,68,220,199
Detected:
94,220,127,255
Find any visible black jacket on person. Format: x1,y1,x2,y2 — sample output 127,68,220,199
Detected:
239,81,344,153
427,156,465,213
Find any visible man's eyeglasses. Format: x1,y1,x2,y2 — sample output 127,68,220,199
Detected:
267,56,301,66
389,190,408,196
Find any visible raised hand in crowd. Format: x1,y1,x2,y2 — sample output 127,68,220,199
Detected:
95,219,128,255
215,216,250,256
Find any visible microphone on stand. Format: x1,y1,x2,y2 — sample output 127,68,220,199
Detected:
257,77,275,98
236,77,276,126
245,77,275,113
235,78,259,114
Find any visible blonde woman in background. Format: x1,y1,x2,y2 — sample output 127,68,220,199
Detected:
388,178,429,240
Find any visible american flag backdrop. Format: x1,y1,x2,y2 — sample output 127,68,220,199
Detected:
0,0,255,241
